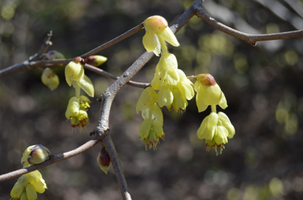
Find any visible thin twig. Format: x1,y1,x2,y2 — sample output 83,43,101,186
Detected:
80,23,144,58
194,0,303,46
0,134,100,182
84,64,149,88
36,30,53,59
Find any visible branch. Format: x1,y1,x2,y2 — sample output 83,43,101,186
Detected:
84,64,149,88
0,24,143,78
0,134,100,182
93,4,196,200
194,0,303,46
80,23,144,58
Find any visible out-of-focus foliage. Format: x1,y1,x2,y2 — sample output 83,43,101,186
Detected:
1,0,303,200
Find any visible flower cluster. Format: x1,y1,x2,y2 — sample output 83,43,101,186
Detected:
65,95,91,129
138,15,235,154
194,74,235,155
64,56,106,130
11,145,50,200
136,87,165,149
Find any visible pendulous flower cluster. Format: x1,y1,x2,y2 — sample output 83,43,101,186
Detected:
11,145,50,200
64,56,107,130
137,15,235,154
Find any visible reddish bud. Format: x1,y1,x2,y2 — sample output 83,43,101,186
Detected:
73,57,85,65
197,74,217,86
96,147,111,174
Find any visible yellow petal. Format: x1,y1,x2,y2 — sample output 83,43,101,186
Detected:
142,31,161,56
78,75,94,97
26,184,37,200
158,27,180,47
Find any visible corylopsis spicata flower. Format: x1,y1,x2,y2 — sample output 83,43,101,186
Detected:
197,112,235,155
194,73,227,112
143,15,179,56
41,68,59,91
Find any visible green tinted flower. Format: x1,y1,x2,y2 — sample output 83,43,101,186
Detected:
194,74,227,112
138,119,165,150
65,97,89,129
41,68,59,91
197,112,235,155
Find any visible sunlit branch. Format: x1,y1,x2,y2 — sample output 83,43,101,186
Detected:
195,0,303,46
84,64,149,88
0,135,100,182
80,23,144,58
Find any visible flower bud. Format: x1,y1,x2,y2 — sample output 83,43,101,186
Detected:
46,50,65,60
86,55,107,67
65,61,84,87
97,147,111,174
144,15,168,33
27,145,51,165
41,68,60,91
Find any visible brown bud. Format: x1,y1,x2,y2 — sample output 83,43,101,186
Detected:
73,57,85,65
96,147,111,174
197,73,217,86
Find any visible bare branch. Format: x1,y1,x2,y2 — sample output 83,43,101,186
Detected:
84,64,149,88
194,0,303,46
80,23,144,58
36,30,53,60
0,134,100,182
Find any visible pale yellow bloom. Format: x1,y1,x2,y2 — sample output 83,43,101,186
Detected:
10,171,47,200
197,112,235,155
65,61,94,97
41,68,60,91
143,15,179,56
194,74,227,112
65,96,89,128
138,119,165,150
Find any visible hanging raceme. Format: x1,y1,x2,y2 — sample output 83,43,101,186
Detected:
11,145,50,200
64,56,107,130
137,15,235,154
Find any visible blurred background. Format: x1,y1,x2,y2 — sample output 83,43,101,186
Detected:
1,0,303,199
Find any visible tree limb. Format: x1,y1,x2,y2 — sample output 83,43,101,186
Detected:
0,134,100,182
194,0,303,46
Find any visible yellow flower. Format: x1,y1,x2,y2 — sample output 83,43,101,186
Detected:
194,74,227,112
197,112,235,155
65,96,89,129
21,145,51,167
65,60,94,97
143,15,179,56
41,68,60,91
138,119,165,150
136,87,158,113
10,171,47,200
151,53,179,90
